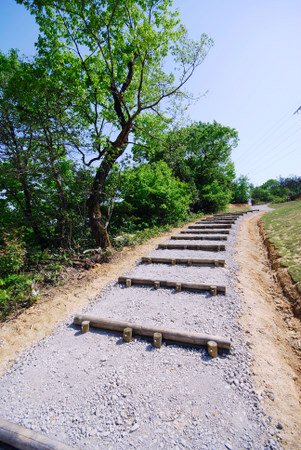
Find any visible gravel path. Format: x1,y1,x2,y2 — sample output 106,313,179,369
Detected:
0,206,282,449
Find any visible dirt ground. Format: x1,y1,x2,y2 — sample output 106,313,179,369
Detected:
235,212,301,448
0,213,301,447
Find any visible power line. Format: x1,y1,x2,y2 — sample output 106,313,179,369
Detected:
247,144,300,179
243,137,301,178
244,126,301,173
234,99,301,164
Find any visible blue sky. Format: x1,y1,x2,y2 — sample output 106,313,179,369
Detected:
1,0,301,186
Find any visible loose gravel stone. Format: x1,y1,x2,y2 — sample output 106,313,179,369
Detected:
0,206,281,449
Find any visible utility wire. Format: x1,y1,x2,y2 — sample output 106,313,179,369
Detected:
234,99,301,164
243,135,301,177
247,141,300,178
244,126,301,172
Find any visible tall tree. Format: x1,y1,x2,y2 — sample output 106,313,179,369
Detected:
18,0,213,247
0,50,92,248
231,175,251,204
133,121,238,212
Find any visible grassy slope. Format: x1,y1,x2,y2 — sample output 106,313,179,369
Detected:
261,200,301,290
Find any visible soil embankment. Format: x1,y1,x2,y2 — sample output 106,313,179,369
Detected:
258,220,301,317
236,212,301,448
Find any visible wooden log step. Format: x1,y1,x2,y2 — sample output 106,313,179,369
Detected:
0,416,73,450
214,211,245,217
199,220,236,224
181,229,230,234
73,315,231,351
188,224,232,229
158,243,225,251
141,257,225,266
171,235,227,241
118,276,226,294
214,212,244,216
201,215,238,219
199,217,238,221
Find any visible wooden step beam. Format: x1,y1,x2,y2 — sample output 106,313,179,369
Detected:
200,216,238,219
73,315,231,351
180,230,230,235
141,257,225,266
198,220,236,224
171,235,227,241
214,213,245,216
158,243,226,251
118,276,226,294
188,225,232,229
0,417,72,450
198,218,238,222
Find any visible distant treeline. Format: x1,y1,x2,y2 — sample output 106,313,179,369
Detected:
251,176,301,204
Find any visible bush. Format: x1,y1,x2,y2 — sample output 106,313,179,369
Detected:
197,180,232,213
119,161,191,228
0,231,26,276
231,176,251,204
0,273,40,321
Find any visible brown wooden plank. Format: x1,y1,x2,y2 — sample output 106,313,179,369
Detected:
118,276,226,293
199,216,238,220
73,315,231,350
0,417,72,450
171,235,227,241
180,230,230,234
188,225,232,229
199,220,236,224
141,257,225,266
158,243,226,250
214,213,244,216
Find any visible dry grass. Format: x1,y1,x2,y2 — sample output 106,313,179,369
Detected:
261,200,301,290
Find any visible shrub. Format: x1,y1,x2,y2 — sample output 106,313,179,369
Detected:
120,162,191,228
0,273,40,321
0,231,27,276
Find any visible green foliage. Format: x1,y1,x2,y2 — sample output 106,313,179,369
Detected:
251,178,294,204
0,273,41,321
0,231,27,276
0,0,217,317
16,0,213,247
111,212,202,249
112,227,170,248
0,50,95,249
278,176,301,198
117,161,191,228
133,120,238,213
261,200,301,292
231,176,251,204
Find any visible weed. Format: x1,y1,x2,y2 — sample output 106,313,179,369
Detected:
261,200,301,286
0,273,41,321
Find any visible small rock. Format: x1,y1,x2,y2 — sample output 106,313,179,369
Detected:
89,428,98,436
130,423,140,433
276,422,283,430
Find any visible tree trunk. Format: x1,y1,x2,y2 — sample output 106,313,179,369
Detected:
87,126,131,248
47,141,70,248
87,193,111,248
17,162,44,243
87,159,113,249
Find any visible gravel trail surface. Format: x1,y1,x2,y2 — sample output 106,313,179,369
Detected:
0,206,282,449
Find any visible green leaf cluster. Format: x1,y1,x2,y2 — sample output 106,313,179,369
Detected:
112,160,191,230
251,176,301,204
231,175,251,204
133,120,238,213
